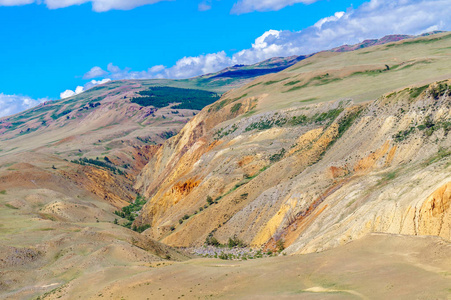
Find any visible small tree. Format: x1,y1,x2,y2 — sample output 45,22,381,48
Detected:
206,196,213,205
228,235,245,248
205,234,220,246
276,239,285,253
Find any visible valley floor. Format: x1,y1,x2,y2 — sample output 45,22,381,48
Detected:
32,233,451,300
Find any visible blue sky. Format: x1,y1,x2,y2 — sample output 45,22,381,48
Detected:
0,0,450,117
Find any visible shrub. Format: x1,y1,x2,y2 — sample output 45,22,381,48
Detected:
113,194,147,224
228,235,245,248
205,234,220,246
219,252,228,260
132,224,151,233
206,196,213,205
269,148,286,162
276,239,285,252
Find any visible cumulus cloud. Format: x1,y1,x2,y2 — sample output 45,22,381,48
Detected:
0,0,169,12
0,94,49,118
83,66,108,79
60,78,111,99
231,0,319,14
81,0,451,82
81,53,232,82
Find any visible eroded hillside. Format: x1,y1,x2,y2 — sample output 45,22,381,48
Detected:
135,33,451,254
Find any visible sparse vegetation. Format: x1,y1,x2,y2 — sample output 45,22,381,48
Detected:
276,239,285,252
205,233,220,246
5,203,18,209
51,109,72,120
132,224,151,233
71,157,125,175
215,124,238,139
393,128,415,142
409,85,429,98
337,108,363,136
210,99,228,112
228,235,246,248
245,107,345,132
377,171,397,186
114,194,148,231
158,131,176,139
429,82,449,99
230,102,242,113
269,148,286,162
423,147,451,166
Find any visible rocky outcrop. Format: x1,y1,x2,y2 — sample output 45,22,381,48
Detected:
135,77,451,254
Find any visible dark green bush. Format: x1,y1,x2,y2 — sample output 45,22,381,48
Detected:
205,234,220,246
228,235,245,248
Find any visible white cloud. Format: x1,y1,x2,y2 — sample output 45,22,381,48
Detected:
60,89,78,99
314,11,345,29
164,52,231,78
0,0,170,12
0,94,48,118
231,0,319,14
60,78,111,99
83,66,108,79
149,65,166,73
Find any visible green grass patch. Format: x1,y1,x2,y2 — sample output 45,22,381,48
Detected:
350,69,385,77
284,80,301,86
409,85,429,98
51,109,72,120
377,171,397,186
210,99,228,112
5,203,18,209
264,81,280,85
337,108,362,136
246,82,262,89
423,147,451,166
282,83,309,93
299,97,318,103
0,190,6,195
263,78,288,86
230,103,242,113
